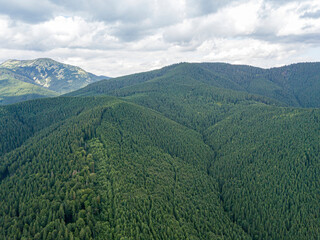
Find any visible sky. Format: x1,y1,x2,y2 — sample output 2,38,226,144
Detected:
0,0,320,77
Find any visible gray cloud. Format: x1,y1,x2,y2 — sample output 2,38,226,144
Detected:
52,0,154,23
48,0,238,24
0,0,302,24
1,0,316,43
0,0,58,23
0,0,320,76
185,0,237,16
265,0,306,4
302,10,320,19
278,33,320,44
251,32,320,46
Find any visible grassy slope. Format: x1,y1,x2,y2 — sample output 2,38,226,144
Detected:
0,58,109,105
1,58,107,94
0,73,58,105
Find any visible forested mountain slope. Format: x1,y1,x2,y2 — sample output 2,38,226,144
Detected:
205,106,320,239
0,97,249,239
198,62,320,107
67,62,320,239
266,63,320,107
1,61,320,239
69,62,320,108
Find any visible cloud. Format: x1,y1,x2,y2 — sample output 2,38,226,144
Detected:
162,0,320,46
302,9,320,19
0,16,121,51
162,0,267,46
184,0,237,17
0,0,58,23
0,0,320,77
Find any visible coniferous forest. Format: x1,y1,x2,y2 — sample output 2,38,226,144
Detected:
1,62,320,239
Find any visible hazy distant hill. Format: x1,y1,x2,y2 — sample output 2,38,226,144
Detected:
0,58,108,104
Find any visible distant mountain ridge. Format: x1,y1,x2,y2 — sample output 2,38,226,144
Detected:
0,58,108,104
69,61,320,108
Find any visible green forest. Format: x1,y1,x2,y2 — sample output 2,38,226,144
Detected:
1,62,320,239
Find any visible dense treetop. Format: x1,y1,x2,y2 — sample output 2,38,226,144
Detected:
1,61,320,239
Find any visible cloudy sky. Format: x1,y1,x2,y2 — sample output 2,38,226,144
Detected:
0,0,320,77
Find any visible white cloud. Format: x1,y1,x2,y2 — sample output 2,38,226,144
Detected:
0,16,121,51
196,38,299,67
0,0,320,76
164,0,262,44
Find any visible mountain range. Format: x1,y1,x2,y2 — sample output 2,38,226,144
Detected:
0,61,319,239
70,62,320,108
0,58,108,105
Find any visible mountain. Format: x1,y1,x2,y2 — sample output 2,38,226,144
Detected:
0,58,108,104
69,62,320,108
0,69,58,105
1,61,320,239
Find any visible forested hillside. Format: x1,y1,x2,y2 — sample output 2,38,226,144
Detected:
0,97,249,239
70,62,320,108
205,106,320,239
1,62,320,239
